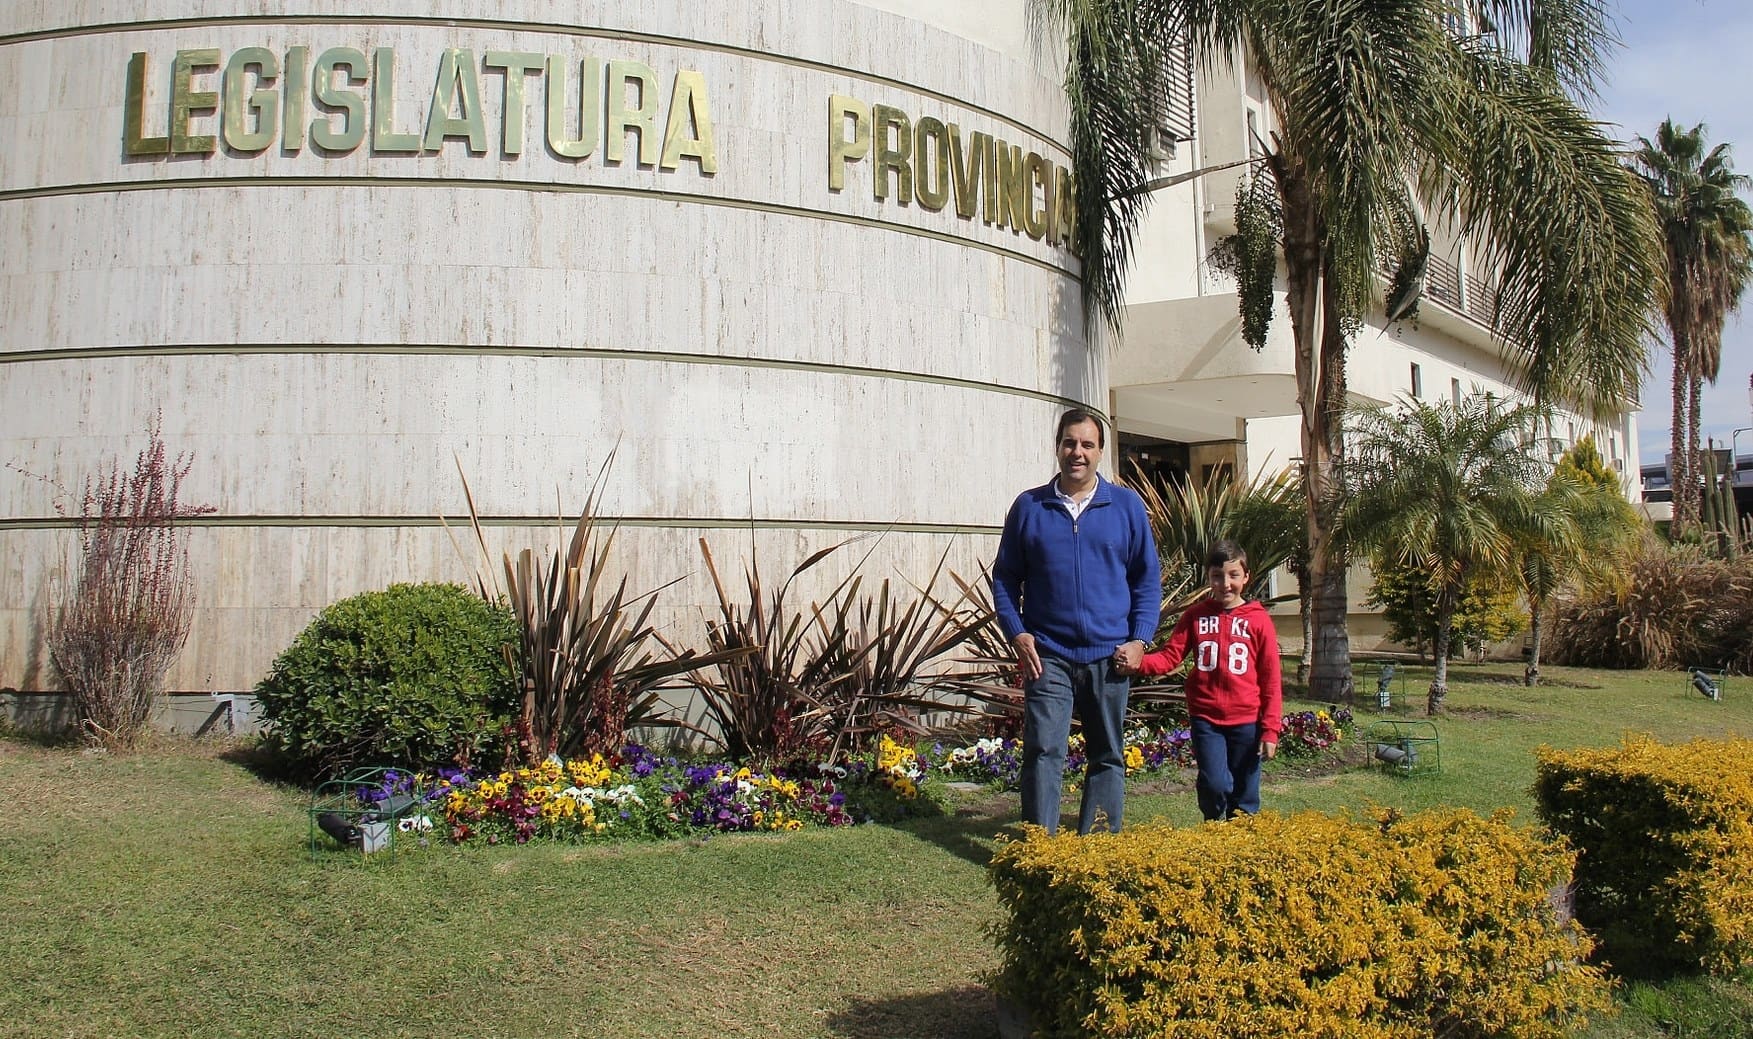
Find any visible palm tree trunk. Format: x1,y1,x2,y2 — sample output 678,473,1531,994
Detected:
1429,601,1455,715
1690,369,1706,540
1524,592,1543,686
1298,577,1313,684
1276,159,1354,704
1671,332,1694,533
1308,312,1354,704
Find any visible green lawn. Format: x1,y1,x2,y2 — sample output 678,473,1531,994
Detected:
4,661,1752,1038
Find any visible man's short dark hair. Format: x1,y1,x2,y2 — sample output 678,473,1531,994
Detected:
1055,408,1105,448
1205,538,1248,570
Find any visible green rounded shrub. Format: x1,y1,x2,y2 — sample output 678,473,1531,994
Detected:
256,583,518,778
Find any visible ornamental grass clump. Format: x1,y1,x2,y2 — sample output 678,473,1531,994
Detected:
989,809,1608,1039
1535,734,1753,976
451,458,748,765
1547,538,1753,671
680,536,991,763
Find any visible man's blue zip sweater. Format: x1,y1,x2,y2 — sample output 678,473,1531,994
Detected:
990,475,1161,664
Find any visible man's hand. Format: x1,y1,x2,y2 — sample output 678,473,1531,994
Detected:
1012,633,1043,684
1113,640,1145,675
1260,739,1278,761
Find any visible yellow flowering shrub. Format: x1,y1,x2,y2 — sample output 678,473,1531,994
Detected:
989,809,1607,1039
1535,734,1753,975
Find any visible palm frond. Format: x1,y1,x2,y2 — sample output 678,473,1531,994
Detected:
1426,52,1660,409
1122,457,1302,629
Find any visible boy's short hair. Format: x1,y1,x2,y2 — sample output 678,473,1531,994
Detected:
1205,538,1248,570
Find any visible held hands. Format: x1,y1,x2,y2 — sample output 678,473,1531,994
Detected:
1112,640,1145,675
1012,633,1043,684
1012,635,1146,682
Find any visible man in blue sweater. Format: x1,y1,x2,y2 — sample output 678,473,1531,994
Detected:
992,409,1161,834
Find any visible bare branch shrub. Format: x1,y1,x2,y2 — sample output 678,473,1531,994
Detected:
48,419,213,747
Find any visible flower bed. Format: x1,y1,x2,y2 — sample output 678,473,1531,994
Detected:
340,713,1351,845
1277,708,1346,757
409,735,929,844
936,708,1351,789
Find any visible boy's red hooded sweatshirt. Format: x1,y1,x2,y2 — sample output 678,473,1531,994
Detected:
1137,598,1283,741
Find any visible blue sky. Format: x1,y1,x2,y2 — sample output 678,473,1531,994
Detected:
1593,0,1753,462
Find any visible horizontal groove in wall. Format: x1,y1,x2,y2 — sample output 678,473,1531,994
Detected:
0,12,1071,153
0,341,1103,415
0,175,1081,281
0,514,1002,536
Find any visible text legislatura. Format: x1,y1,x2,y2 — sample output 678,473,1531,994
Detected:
123,47,717,170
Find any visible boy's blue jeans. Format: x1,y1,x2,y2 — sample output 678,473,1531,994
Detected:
1020,653,1129,835
1190,716,1261,820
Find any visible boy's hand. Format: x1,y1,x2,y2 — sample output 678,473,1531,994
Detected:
1012,633,1043,684
1260,739,1278,761
1113,640,1145,674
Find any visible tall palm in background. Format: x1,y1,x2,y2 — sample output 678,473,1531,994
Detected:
1037,0,1660,701
1342,396,1553,714
1628,119,1753,534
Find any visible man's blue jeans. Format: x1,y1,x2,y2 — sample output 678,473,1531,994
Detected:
1020,653,1129,834
1189,716,1261,821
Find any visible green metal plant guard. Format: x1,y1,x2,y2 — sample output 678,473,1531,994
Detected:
307,766,424,859
1364,719,1440,777
1358,662,1407,713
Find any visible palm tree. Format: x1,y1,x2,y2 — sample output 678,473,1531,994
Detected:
1628,119,1753,535
1122,460,1303,626
1342,395,1550,713
1037,0,1660,701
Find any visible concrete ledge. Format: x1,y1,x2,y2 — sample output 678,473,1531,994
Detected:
1,691,259,737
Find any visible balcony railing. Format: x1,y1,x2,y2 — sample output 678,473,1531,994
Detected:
1422,252,1498,330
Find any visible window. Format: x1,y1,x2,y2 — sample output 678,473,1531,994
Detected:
1244,107,1264,159
1410,363,1422,398
1441,0,1476,35
1451,377,1461,407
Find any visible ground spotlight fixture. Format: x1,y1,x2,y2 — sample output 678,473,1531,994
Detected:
1376,664,1396,710
1691,669,1722,702
1374,741,1416,766
315,811,361,848
372,793,418,818
314,793,419,852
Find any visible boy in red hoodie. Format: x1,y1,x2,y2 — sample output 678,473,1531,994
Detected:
1121,539,1282,820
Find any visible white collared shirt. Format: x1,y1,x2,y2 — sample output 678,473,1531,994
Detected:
1053,477,1097,520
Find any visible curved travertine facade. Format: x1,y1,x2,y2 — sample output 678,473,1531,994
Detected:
0,1,1093,693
